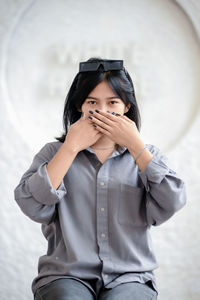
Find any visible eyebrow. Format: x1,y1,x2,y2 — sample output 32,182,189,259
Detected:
86,96,120,100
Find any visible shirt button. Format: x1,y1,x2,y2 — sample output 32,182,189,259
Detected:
101,208,105,211
101,233,106,238
100,182,105,186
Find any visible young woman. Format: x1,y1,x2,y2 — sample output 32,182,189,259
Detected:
14,58,186,300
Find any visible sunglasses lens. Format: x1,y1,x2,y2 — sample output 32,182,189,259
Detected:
79,62,99,72
104,61,123,71
79,60,123,72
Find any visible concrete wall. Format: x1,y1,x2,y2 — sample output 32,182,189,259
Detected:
0,0,200,299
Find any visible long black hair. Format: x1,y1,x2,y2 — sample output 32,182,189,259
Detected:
56,57,141,142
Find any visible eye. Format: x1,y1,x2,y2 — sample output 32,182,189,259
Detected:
110,101,118,104
88,101,96,104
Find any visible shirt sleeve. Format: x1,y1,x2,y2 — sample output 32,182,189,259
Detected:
14,142,67,225
139,144,186,226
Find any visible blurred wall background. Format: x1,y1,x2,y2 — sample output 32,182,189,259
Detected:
0,0,200,299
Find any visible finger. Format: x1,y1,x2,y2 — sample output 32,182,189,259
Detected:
120,114,133,124
111,112,134,124
88,116,112,131
90,110,118,125
92,124,111,137
97,110,133,125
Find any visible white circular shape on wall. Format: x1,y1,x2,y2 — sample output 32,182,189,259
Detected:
2,0,200,152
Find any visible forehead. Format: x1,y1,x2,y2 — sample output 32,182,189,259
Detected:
88,80,117,96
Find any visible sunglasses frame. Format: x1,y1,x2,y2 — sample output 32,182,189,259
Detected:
79,60,124,73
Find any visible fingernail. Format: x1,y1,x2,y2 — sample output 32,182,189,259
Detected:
116,113,121,116
112,112,115,115
89,110,93,114
107,111,110,113
95,109,99,113
89,116,93,120
93,124,97,127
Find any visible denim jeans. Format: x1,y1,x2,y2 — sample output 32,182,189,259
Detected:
34,278,158,300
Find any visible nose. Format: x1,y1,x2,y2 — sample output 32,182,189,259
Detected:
95,104,109,113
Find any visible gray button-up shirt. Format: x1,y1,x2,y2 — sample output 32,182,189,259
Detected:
14,141,186,298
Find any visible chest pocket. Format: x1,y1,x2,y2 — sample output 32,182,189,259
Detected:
118,184,147,227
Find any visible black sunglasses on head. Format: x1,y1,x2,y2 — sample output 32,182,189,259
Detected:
79,60,124,72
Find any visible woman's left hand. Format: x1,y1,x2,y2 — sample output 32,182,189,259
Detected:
88,110,145,152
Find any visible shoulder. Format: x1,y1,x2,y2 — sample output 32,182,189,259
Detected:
146,144,161,155
43,141,63,152
144,144,177,172
145,143,169,164
35,141,63,160
146,143,164,155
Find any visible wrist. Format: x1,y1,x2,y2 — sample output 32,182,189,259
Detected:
127,141,145,158
135,146,148,162
63,140,79,155
128,141,153,171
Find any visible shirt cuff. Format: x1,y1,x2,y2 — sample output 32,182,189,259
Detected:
27,162,67,205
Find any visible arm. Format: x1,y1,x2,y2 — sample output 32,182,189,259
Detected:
14,142,77,224
46,142,78,190
85,110,186,225
14,114,102,224
137,145,186,226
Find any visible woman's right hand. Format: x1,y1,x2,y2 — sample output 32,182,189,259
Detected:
64,113,103,153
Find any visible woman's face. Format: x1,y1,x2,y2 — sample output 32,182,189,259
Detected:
79,80,130,118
